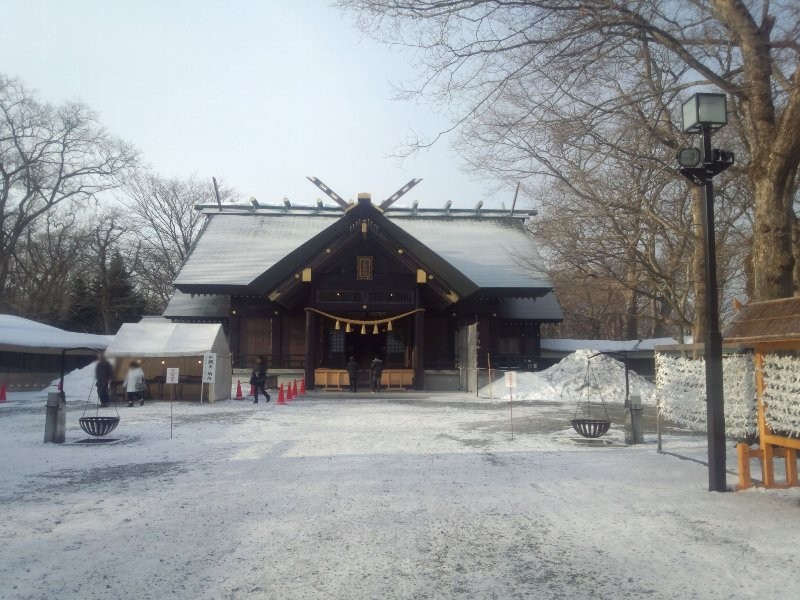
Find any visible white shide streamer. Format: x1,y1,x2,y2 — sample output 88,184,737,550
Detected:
762,354,800,438
655,353,757,439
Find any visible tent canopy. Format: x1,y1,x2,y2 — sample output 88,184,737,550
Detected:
106,321,232,403
106,322,226,357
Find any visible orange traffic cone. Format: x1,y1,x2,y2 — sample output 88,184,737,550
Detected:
0,385,6,403
234,380,244,400
248,384,255,397
286,383,293,401
292,380,298,398
277,384,285,405
299,378,306,395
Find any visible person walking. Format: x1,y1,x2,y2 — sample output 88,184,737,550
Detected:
369,356,384,394
250,356,271,403
124,360,146,407
346,356,359,393
95,352,113,407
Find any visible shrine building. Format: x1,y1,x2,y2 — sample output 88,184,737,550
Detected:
164,186,562,391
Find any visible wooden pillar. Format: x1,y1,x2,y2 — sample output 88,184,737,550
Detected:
414,289,425,390
489,310,500,358
533,322,542,358
229,296,240,367
270,314,282,367
304,308,315,387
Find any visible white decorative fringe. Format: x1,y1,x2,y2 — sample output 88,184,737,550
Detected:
655,353,757,438
762,354,800,438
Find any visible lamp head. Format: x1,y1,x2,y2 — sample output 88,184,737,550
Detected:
676,147,702,168
681,93,727,133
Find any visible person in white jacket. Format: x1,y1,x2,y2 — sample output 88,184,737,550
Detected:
124,360,146,407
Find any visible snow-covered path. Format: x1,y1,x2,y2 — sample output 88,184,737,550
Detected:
1,393,798,599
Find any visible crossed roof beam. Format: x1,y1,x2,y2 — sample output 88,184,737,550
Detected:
306,176,422,211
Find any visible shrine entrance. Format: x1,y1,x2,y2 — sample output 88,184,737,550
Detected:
346,331,385,368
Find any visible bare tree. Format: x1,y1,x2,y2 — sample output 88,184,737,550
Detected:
123,173,236,307
340,0,800,301
4,210,88,321
0,75,138,307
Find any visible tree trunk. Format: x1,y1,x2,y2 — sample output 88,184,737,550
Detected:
624,285,637,340
751,175,794,300
793,210,800,296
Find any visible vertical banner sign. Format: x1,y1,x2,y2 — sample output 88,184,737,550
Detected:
505,371,517,440
202,353,217,404
202,353,217,383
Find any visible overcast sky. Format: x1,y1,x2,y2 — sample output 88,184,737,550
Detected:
1,0,511,208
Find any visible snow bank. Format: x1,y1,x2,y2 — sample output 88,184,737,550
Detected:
49,361,101,403
483,349,656,405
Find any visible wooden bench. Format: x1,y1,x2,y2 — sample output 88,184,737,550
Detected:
737,442,799,490
314,369,348,391
380,369,413,390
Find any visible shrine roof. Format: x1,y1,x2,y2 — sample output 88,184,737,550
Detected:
163,290,230,320
173,201,551,298
497,293,563,322
723,297,800,343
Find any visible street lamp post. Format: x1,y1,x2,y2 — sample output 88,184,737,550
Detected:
677,93,734,492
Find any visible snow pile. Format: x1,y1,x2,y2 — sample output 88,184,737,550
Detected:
655,353,756,438
49,361,101,403
762,353,800,437
484,349,655,405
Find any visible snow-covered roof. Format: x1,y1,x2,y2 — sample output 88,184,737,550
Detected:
105,322,228,357
163,291,230,319
388,216,549,290
174,214,337,288
0,314,113,353
541,338,678,354
174,204,551,296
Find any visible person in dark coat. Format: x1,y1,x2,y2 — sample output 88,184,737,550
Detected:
369,356,384,393
346,356,359,393
95,352,113,407
250,357,270,404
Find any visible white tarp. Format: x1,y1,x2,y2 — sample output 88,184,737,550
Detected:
0,314,112,352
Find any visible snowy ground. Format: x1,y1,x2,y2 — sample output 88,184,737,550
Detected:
1,389,799,600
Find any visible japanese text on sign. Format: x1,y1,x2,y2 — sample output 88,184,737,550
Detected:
202,352,217,383
504,371,517,388
166,368,180,384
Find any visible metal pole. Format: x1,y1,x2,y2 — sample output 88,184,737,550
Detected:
487,353,493,402
657,403,662,453
623,353,630,408
701,123,728,492
509,388,513,441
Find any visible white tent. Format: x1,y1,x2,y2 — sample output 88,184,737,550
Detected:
106,321,231,403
